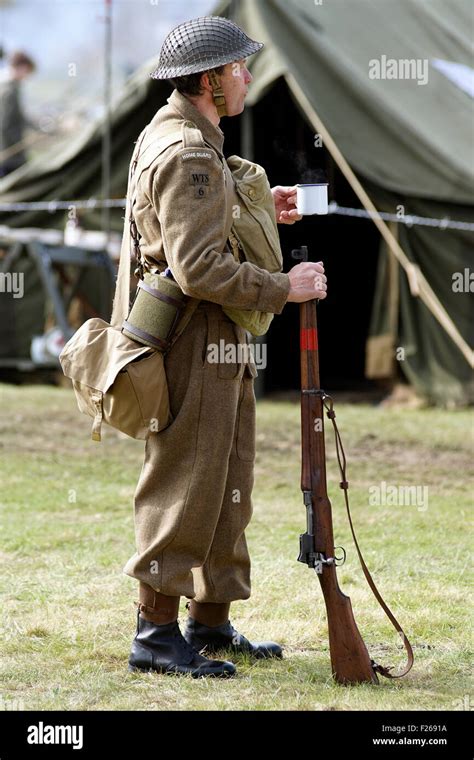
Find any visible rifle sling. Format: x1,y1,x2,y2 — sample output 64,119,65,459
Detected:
321,392,414,680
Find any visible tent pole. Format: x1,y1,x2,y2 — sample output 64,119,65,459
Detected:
285,73,473,369
102,0,113,244
388,222,400,350
365,222,400,381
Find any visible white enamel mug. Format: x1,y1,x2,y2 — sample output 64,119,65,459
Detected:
296,183,329,215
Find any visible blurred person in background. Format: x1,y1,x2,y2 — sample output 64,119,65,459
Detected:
0,50,36,177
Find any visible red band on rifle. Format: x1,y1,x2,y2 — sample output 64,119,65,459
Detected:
300,328,318,351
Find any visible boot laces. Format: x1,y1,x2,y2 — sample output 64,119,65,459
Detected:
173,625,202,659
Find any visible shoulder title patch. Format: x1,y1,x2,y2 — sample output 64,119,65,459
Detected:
181,150,213,161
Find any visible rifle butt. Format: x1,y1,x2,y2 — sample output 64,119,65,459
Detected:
319,574,378,685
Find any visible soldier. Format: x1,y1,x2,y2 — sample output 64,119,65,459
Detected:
122,16,328,678
0,51,36,177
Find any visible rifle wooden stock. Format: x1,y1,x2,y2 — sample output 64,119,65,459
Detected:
299,295,378,685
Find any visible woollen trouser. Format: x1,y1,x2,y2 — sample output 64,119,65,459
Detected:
123,302,257,603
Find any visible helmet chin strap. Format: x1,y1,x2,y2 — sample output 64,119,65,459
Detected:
207,69,227,117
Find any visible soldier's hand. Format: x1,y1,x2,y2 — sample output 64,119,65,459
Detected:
271,185,303,224
286,261,327,303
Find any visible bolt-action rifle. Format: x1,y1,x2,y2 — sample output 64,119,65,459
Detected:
293,245,414,685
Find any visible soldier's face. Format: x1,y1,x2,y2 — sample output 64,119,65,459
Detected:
12,64,34,81
220,59,253,116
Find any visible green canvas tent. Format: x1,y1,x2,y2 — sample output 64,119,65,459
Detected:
1,0,472,403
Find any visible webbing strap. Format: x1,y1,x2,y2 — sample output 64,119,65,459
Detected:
208,69,227,117
90,392,104,442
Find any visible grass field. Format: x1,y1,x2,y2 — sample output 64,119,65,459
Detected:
0,383,472,711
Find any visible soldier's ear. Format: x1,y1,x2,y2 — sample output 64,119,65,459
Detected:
200,72,212,93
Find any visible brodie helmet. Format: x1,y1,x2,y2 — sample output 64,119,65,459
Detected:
150,16,263,116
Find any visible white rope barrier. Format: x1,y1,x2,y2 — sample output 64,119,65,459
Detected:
0,199,126,212
328,202,474,232
0,198,473,231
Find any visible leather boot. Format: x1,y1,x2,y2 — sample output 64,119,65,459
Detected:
183,601,283,660
128,584,236,678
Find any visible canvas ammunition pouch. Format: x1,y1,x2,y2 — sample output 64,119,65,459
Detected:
223,156,283,336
